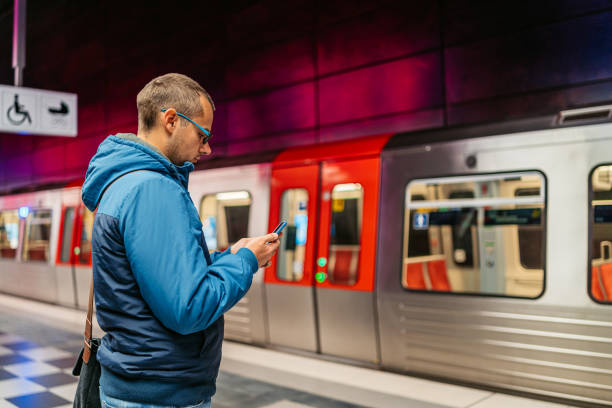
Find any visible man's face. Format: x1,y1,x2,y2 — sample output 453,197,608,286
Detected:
167,95,213,166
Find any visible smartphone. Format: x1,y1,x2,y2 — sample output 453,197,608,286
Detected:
272,220,287,235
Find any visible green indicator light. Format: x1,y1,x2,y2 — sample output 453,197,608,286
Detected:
317,257,327,267
315,272,327,283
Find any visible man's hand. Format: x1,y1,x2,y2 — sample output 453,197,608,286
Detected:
230,238,252,254
245,233,280,268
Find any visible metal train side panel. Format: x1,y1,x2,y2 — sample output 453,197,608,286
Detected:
0,189,63,303
266,284,318,351
377,123,612,406
188,163,271,345
316,288,378,363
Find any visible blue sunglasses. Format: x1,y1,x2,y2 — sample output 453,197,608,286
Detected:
161,108,212,144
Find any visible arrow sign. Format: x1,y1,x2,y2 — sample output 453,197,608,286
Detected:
48,101,69,115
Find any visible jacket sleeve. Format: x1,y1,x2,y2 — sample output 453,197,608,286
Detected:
210,248,231,263
119,176,259,335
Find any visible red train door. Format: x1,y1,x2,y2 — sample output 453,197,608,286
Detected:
266,164,320,352
314,157,380,362
265,135,389,362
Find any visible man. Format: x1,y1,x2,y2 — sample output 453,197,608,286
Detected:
81,73,280,407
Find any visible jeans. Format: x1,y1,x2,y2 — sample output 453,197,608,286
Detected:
100,388,211,408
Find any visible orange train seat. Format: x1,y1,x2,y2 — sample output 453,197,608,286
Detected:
592,263,612,301
427,259,451,291
404,256,451,291
1,248,16,258
28,248,47,262
405,262,427,289
329,246,360,285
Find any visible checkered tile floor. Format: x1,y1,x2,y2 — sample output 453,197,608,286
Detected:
0,332,79,408
0,302,362,408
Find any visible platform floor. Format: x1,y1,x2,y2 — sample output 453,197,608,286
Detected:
0,294,578,408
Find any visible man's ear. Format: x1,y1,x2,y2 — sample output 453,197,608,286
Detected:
161,108,178,134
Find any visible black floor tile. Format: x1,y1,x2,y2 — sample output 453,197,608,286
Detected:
7,391,71,408
0,367,17,380
27,372,78,387
0,353,32,366
3,341,40,351
46,356,78,369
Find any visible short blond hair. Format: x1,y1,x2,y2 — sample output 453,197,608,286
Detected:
136,73,215,131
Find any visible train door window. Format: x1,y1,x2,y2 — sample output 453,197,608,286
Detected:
402,172,545,298
59,207,76,263
0,210,19,259
328,183,363,285
590,165,612,303
200,191,251,252
276,188,308,282
22,209,52,262
77,207,95,264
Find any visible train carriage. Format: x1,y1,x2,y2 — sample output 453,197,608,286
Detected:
188,163,272,345
1,108,612,406
377,117,612,406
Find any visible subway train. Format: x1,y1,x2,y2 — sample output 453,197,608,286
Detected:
1,105,612,406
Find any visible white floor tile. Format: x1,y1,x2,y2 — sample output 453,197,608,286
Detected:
0,346,12,357
3,361,61,377
0,378,45,398
17,346,73,361
0,399,18,407
471,394,570,408
50,382,77,401
0,335,25,345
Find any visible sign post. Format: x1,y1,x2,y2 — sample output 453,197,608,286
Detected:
0,85,77,137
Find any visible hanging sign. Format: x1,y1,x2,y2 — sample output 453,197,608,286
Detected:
0,84,77,137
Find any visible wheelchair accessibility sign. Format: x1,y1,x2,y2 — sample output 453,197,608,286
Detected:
0,85,77,137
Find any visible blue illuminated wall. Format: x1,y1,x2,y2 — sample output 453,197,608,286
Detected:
0,0,611,192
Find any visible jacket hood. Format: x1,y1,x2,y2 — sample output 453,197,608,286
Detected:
82,133,194,211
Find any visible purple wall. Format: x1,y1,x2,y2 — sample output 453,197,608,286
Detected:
1,0,612,192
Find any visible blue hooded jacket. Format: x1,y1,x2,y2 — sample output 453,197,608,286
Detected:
81,133,258,405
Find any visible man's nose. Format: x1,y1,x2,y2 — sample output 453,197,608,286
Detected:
201,143,211,155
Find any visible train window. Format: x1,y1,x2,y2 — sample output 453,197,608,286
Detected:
78,207,94,264
276,188,308,282
200,191,251,252
328,183,363,285
22,209,52,263
402,172,545,298
448,190,476,268
0,210,20,259
59,207,76,263
407,195,430,257
515,188,545,270
590,165,612,303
